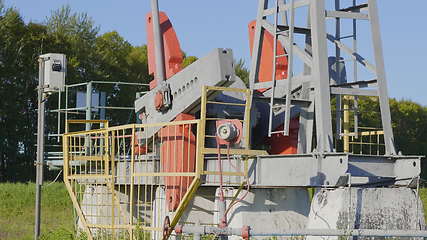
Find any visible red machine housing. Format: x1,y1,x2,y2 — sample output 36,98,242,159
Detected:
160,113,196,211
146,11,184,89
267,118,299,155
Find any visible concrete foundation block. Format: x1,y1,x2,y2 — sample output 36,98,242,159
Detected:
307,187,425,240
214,187,310,239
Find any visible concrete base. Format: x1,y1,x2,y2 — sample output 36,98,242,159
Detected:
214,187,310,240
78,185,134,238
307,187,425,240
152,186,217,240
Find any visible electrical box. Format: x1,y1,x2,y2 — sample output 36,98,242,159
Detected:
39,53,67,92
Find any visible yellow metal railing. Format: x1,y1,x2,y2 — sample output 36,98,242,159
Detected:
65,119,109,133
64,120,202,240
62,86,259,240
348,127,385,155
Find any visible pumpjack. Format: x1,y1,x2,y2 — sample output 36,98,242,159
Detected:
62,0,426,239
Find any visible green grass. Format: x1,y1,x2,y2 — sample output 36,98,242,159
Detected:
0,182,75,240
420,188,427,219
1,183,427,240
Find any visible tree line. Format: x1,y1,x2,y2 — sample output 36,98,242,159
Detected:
0,4,153,181
0,3,426,181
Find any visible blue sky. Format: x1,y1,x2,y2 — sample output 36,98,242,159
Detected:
5,0,427,105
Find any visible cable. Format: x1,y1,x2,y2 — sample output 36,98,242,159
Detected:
44,169,63,187
216,137,225,201
215,130,251,227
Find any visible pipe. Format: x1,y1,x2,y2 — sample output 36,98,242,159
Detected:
150,0,166,84
176,225,427,238
176,226,242,236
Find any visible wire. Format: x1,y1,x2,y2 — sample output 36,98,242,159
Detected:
223,144,250,219
216,138,225,201
215,135,251,226
224,178,250,217
44,169,63,187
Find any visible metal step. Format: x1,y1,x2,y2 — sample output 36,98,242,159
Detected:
340,3,368,12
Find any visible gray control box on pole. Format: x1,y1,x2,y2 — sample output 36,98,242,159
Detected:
35,53,66,240
39,53,67,92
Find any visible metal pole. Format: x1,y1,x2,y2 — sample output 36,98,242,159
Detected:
57,90,61,143
86,82,92,131
35,57,46,240
65,86,68,133
151,0,166,84
335,0,343,144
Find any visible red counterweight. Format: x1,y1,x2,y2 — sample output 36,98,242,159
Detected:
160,113,196,211
248,20,288,92
146,11,184,89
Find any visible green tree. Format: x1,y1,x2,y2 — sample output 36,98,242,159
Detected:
182,55,198,68
94,31,149,125
234,58,249,86
46,5,99,84
0,7,46,181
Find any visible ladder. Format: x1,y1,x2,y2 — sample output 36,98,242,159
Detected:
268,0,295,137
249,0,396,155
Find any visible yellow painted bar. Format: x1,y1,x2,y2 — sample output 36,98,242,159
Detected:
206,100,247,107
205,85,249,93
64,181,94,240
69,155,107,161
133,172,197,177
166,177,201,240
67,174,111,180
86,224,162,231
203,147,267,156
202,171,245,176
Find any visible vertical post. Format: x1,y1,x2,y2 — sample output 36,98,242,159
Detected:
249,0,268,88
352,0,359,136
334,0,342,142
343,97,350,152
335,0,350,153
129,126,135,239
368,0,396,155
35,57,46,240
151,0,166,84
310,0,334,152
298,6,314,154
57,90,61,143
283,0,295,136
86,82,92,131
65,86,68,133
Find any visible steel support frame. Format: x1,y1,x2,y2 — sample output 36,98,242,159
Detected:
310,0,334,152
252,153,421,187
250,0,397,155
367,0,396,155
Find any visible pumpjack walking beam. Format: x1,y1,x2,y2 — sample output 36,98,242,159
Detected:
249,0,397,154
